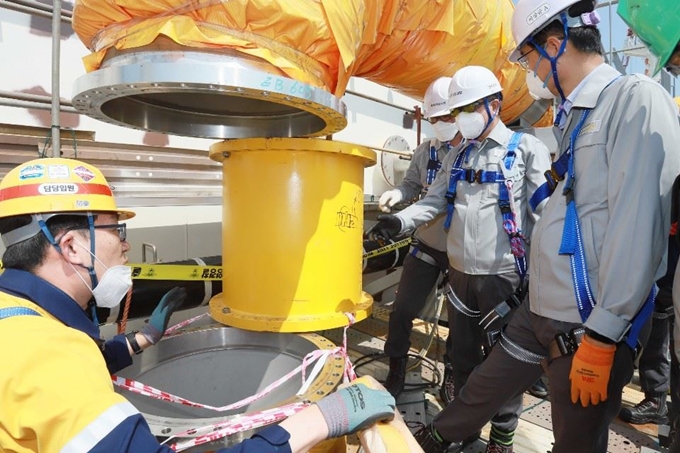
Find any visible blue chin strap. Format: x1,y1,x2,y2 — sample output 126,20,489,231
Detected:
84,214,99,324
528,12,570,106
37,212,100,324
471,98,498,142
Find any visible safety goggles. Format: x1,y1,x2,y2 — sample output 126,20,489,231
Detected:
450,101,484,118
427,113,456,124
70,223,128,242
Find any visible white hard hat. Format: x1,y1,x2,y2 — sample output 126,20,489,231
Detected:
447,66,502,110
509,0,598,62
423,77,452,118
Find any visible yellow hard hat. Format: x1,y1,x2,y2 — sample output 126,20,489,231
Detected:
675,97,680,112
0,158,135,221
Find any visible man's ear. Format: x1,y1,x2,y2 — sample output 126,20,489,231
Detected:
57,231,87,266
544,35,565,58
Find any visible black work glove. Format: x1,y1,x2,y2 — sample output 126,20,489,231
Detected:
375,214,402,240
140,287,187,344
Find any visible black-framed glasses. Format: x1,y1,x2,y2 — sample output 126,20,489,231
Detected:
517,47,537,70
450,101,484,118
70,223,127,242
427,113,455,124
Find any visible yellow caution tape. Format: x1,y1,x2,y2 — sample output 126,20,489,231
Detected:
0,239,411,280
362,237,412,260
128,239,412,280
128,264,224,281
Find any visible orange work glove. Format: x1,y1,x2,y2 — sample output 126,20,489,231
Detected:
569,335,616,407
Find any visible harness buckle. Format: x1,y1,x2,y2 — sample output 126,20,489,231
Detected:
444,191,456,205
464,169,484,184
498,199,512,214
468,169,485,184
554,327,585,356
544,166,564,192
427,159,442,171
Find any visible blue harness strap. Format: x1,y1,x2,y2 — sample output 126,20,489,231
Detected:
426,142,444,185
443,145,470,230
557,109,596,319
0,306,41,319
500,132,527,280
555,100,653,348
443,132,527,279
530,150,570,211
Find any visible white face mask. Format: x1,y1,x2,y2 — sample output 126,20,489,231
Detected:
455,111,487,140
431,121,459,142
92,265,132,308
526,70,555,100
70,242,132,308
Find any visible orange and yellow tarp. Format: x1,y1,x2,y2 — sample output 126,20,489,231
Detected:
73,0,551,125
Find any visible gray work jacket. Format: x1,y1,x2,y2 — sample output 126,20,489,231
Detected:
396,138,453,252
396,121,552,275
529,63,680,343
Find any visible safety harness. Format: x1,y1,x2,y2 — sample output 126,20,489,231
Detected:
409,140,449,267
425,140,444,186
444,132,527,281
442,132,530,339
529,83,654,353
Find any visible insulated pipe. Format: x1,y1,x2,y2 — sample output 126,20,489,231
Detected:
99,256,223,325
362,238,408,274
71,0,553,136
97,241,405,326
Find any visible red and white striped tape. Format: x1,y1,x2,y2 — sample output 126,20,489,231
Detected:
163,312,210,337
114,312,358,451
165,401,309,451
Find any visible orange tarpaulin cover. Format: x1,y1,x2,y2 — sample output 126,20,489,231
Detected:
73,0,551,125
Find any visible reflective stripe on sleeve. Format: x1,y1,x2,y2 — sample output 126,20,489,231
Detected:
60,401,139,453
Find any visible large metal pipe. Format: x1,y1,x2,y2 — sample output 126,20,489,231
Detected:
116,325,345,452
208,138,376,332
70,0,553,139
99,256,223,325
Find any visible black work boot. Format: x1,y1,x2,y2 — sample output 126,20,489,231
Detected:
527,378,549,399
486,426,514,452
413,424,450,453
384,356,408,397
439,360,455,405
485,440,514,453
619,395,669,425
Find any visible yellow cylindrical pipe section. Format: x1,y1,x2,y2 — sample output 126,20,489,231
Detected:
209,138,376,332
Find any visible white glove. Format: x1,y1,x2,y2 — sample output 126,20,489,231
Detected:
378,189,403,213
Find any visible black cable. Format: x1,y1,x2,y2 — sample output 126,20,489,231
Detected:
352,351,443,389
